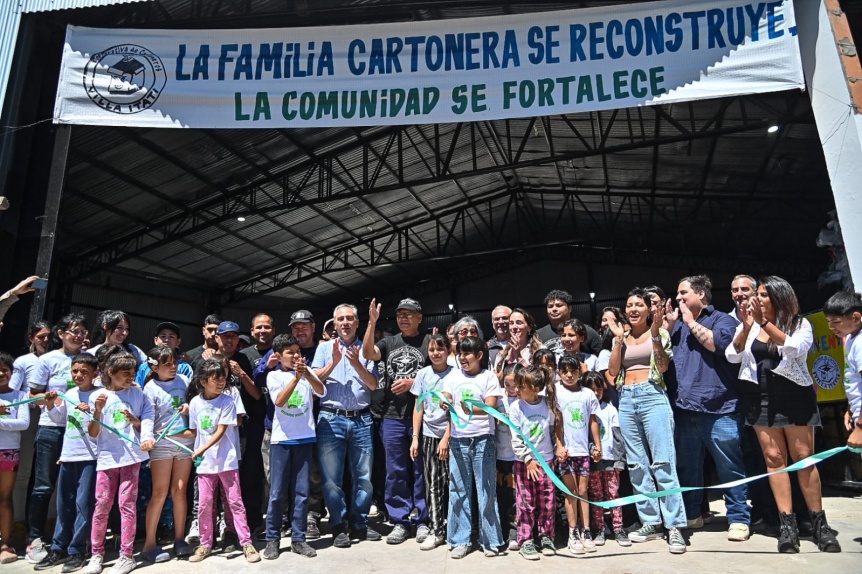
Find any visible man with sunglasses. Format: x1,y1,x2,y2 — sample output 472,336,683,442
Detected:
363,298,430,545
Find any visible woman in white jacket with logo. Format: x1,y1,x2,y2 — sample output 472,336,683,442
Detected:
725,276,839,555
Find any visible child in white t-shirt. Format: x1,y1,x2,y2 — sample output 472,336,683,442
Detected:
262,335,325,560
559,319,597,371
0,352,30,563
824,291,862,449
494,363,520,551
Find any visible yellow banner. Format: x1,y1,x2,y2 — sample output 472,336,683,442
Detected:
806,311,847,403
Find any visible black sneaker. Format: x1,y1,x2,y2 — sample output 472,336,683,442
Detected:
333,530,351,549
220,531,240,553
61,555,86,573
306,519,321,540
351,527,382,542
262,541,280,560
34,551,69,571
290,542,317,557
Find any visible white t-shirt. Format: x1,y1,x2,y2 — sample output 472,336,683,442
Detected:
442,369,503,438
143,375,193,449
190,393,240,474
10,353,38,392
0,390,31,449
29,350,77,427
596,349,611,372
267,370,325,444
410,366,454,440
494,395,519,462
88,343,147,366
89,386,154,471
508,397,556,461
595,401,620,462
845,333,862,420
46,387,98,462
555,383,600,457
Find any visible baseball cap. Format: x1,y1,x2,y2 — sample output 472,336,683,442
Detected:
154,321,181,337
396,298,422,313
289,310,315,326
217,321,241,335
238,334,252,345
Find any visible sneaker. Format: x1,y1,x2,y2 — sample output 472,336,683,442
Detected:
519,540,540,561
26,538,48,564
482,547,500,557
62,555,86,573
243,544,260,563
507,530,519,551
387,525,409,545
539,535,556,556
173,540,193,558
35,551,69,570
582,529,597,552
187,547,211,563
185,519,200,545
140,547,169,564
686,516,704,529
333,531,351,548
84,555,103,574
368,503,380,518
727,523,750,542
615,530,632,547
450,545,470,559
290,542,317,557
593,530,606,546
629,524,662,543
667,528,687,554
0,547,17,565
306,518,321,540
106,556,136,574
568,529,585,555
220,530,240,553
351,527,382,542
262,541,280,560
420,534,446,551
415,525,431,544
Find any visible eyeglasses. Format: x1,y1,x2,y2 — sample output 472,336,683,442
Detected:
458,328,479,335
64,329,88,338
395,313,415,320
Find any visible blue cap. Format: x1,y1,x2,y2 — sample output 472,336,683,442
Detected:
217,321,240,335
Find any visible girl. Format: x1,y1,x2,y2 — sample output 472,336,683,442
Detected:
531,349,558,381
508,365,559,561
0,353,30,563
9,321,51,392
494,364,519,551
728,276,839,553
559,319,597,370
142,347,194,562
26,313,88,565
441,336,504,559
554,354,601,556
410,333,454,551
580,371,628,547
86,347,155,574
88,311,147,366
185,359,259,564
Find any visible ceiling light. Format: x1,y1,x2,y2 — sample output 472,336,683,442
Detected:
767,125,779,133
448,304,454,311
589,292,596,301
237,216,246,222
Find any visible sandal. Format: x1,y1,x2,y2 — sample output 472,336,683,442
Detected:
0,546,18,564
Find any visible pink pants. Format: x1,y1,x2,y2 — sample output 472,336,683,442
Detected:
198,469,251,548
91,463,140,558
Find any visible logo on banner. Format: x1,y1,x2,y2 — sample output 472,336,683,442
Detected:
83,45,167,114
812,355,840,390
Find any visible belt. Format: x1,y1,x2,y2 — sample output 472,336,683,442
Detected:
320,406,370,418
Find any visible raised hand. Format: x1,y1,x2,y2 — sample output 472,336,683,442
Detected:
679,301,695,325
739,300,754,329
609,319,626,339
368,298,382,323
650,304,664,336
332,340,343,364
665,299,680,325
749,296,765,325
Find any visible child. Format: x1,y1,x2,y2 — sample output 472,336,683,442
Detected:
494,363,519,551
86,347,155,574
35,354,99,572
0,353,30,564
824,291,862,449
185,359,259,564
580,371,629,547
559,319,597,370
441,336,504,559
508,365,559,560
263,335,325,560
532,349,558,381
410,333,455,551
554,354,601,556
142,347,194,562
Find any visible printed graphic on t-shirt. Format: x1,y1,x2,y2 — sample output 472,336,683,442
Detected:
169,393,184,410
526,416,546,443
387,346,425,382
67,409,89,439
104,400,133,431
544,337,563,356
598,417,606,440
198,406,219,435
562,400,587,430
279,380,311,418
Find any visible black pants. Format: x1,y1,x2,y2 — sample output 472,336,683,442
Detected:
240,422,265,530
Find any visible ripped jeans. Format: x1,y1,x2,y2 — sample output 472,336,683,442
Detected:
618,381,686,529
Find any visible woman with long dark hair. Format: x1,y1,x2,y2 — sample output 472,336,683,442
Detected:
88,310,146,366
726,276,839,553
494,309,542,374
9,321,51,392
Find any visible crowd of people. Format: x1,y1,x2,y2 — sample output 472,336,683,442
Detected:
0,272,860,573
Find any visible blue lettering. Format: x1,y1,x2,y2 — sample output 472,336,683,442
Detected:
546,26,560,63
482,32,500,69
767,1,784,39
527,26,544,65
176,44,190,81
569,24,587,61
405,36,425,72
218,44,238,81
707,9,726,49
465,32,481,70
683,11,706,50
665,12,683,52
502,30,520,67
726,7,746,45
192,45,209,80
426,35,443,71
625,19,644,56
348,39,366,75
386,37,403,73
369,39,385,75
256,43,282,80
589,22,605,60
645,16,664,55
444,34,465,71
234,44,253,80
744,3,766,41
606,20,624,59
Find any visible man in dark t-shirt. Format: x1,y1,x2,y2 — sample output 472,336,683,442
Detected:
362,297,429,545
537,289,602,355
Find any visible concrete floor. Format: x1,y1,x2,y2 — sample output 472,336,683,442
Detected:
5,489,861,574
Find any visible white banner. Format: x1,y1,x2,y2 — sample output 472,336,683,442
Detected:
53,0,804,128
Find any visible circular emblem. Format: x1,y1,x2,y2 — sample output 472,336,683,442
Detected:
83,44,166,114
812,355,840,390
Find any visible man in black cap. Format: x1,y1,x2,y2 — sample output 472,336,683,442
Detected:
362,298,430,545
134,321,193,386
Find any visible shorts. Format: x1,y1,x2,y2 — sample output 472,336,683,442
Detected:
0,449,20,472
558,455,590,478
149,440,192,461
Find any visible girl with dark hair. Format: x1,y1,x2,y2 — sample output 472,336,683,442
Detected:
9,321,51,392
495,309,542,373
0,352,30,563
495,363,520,551
726,276,839,553
89,311,146,366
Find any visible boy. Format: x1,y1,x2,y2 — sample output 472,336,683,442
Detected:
824,291,862,448
262,335,325,560
34,354,99,573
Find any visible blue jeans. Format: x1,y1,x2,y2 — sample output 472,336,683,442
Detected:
266,443,312,542
51,461,96,556
618,381,686,529
381,418,427,526
28,426,65,542
447,435,503,550
316,411,373,531
674,410,751,525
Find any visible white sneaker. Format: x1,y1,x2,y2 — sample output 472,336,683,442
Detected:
368,503,380,518
84,555,104,574
568,529,585,555
186,519,200,544
106,556,136,574
26,538,47,564
420,535,446,551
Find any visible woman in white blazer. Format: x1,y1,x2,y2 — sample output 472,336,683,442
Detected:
725,276,838,554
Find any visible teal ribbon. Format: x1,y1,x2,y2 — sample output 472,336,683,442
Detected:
155,409,183,443
1,396,45,408
57,391,140,446
164,436,203,468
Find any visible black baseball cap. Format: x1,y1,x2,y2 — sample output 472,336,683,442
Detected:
154,322,181,337
289,310,315,326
